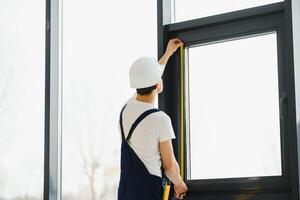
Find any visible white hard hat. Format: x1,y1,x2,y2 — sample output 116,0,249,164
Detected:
129,57,166,89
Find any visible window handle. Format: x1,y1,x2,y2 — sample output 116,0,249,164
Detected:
280,91,288,120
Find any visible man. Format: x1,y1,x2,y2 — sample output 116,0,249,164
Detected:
118,38,188,200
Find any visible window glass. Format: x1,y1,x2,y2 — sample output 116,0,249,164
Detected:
188,33,282,180
62,0,157,199
0,0,45,199
174,0,283,23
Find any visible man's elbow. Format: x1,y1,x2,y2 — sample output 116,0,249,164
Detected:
163,158,174,171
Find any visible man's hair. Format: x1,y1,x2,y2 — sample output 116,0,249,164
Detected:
136,85,157,96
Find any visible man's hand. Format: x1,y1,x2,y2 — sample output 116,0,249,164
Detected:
160,139,188,199
159,38,184,65
174,180,188,199
165,38,184,57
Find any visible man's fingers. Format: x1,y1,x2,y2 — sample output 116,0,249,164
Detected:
180,193,186,198
174,192,179,199
171,38,183,44
174,38,183,43
166,38,184,55
175,42,183,49
174,195,183,199
174,192,186,199
174,40,184,48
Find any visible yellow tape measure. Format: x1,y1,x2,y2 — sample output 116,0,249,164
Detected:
180,45,184,179
163,182,171,200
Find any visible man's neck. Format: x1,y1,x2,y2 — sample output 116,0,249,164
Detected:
136,93,156,105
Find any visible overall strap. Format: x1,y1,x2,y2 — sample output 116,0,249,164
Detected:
126,108,160,141
119,104,127,141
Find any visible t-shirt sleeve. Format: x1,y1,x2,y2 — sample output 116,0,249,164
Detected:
156,114,176,143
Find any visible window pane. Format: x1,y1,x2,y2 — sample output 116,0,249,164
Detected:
0,1,45,199
188,33,282,180
62,1,157,199
174,0,283,23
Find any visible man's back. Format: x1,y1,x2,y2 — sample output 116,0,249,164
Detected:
121,97,175,177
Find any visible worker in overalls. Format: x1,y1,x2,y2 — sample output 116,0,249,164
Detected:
118,38,188,200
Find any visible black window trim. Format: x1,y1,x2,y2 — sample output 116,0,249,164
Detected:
157,0,300,199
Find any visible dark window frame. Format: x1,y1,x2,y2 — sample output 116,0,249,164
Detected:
44,0,61,200
157,1,300,199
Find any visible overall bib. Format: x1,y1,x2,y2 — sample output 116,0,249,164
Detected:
118,104,164,200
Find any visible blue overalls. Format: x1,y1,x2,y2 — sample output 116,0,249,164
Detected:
118,104,164,200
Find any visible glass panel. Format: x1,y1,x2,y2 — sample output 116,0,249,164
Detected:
0,1,45,199
62,1,157,199
188,33,282,180
174,0,283,23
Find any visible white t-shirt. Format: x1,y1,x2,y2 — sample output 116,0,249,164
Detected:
120,94,176,177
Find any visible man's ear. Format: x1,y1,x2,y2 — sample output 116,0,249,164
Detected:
156,81,163,94
156,82,161,91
